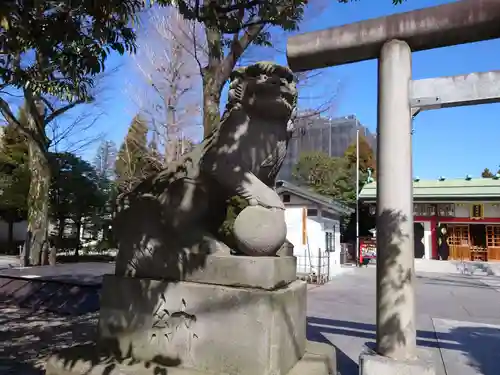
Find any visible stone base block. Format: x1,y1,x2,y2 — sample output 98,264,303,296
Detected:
97,275,306,375
178,254,297,290
359,346,435,375
118,252,297,291
45,341,335,375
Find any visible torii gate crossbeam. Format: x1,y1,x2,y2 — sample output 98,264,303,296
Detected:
286,0,500,373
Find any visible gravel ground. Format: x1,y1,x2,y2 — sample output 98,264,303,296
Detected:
0,304,98,374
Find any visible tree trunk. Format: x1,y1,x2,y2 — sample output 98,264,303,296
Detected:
74,218,82,259
27,138,50,266
49,245,57,266
202,70,222,137
7,219,14,254
57,217,65,248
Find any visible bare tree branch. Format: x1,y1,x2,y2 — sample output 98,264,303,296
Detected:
126,6,205,165
45,99,87,125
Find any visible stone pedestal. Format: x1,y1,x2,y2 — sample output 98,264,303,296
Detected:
98,274,306,375
46,255,336,375
359,346,435,375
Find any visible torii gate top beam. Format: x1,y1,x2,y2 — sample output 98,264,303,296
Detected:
287,0,500,72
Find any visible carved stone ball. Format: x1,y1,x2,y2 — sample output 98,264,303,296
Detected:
233,206,287,256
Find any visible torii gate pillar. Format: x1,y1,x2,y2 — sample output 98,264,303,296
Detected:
375,39,415,360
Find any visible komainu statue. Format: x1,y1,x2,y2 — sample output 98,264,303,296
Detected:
114,62,298,278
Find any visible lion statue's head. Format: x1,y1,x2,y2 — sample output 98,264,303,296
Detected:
225,62,298,120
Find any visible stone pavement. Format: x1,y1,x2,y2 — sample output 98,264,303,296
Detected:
0,256,21,270
307,267,500,375
414,259,500,277
0,260,113,285
1,261,500,375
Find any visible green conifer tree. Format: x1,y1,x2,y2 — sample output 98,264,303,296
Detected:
115,114,151,193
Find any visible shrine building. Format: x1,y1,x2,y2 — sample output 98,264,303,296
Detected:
359,176,500,262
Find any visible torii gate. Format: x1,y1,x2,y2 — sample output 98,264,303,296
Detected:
287,0,500,369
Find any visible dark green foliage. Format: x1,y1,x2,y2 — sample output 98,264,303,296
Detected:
293,137,377,241
293,151,356,204
49,152,107,221
49,151,108,250
481,168,494,178
0,123,30,214
344,135,376,177
0,119,31,251
148,0,306,37
115,114,155,192
0,0,142,101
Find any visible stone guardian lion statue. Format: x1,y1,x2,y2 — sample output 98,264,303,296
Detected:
114,62,298,278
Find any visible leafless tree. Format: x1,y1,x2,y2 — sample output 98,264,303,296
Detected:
46,65,123,155
127,6,206,164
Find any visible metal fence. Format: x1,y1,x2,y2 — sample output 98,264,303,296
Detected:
296,248,331,285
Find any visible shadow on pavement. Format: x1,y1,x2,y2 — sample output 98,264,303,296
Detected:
417,274,497,290
0,304,97,374
307,316,500,375
437,324,500,375
0,276,100,315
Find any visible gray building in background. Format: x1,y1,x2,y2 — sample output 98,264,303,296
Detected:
278,114,376,181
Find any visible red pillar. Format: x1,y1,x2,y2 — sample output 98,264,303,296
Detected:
430,216,438,259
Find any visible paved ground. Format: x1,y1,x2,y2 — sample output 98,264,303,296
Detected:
307,267,500,375
0,305,97,374
0,256,20,270
0,259,112,285
1,259,500,375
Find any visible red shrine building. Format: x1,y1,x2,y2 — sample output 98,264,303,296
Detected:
359,176,500,262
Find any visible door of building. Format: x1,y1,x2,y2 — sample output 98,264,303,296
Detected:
447,225,470,261
486,225,500,261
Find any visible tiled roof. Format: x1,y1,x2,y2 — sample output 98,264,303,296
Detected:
275,180,354,215
359,177,500,201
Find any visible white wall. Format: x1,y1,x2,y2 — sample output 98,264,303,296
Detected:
453,202,500,218
423,221,431,259
284,207,342,280
322,218,341,272
454,204,469,218
483,203,500,218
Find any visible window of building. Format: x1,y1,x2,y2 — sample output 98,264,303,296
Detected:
437,203,455,217
325,231,335,252
282,194,290,203
307,208,318,217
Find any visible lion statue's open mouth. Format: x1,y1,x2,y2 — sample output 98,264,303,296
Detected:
227,62,298,119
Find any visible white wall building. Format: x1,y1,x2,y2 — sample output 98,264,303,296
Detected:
276,181,353,280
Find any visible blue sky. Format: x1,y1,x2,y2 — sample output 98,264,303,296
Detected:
84,0,500,179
